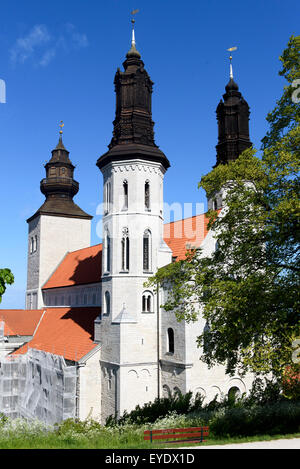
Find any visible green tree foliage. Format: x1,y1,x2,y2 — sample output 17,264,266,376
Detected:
0,269,14,304
147,37,300,379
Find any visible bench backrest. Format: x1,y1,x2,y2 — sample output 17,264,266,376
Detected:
144,426,209,442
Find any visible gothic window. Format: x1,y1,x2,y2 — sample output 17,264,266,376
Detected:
104,291,110,316
143,230,151,271
123,180,128,211
34,235,38,252
145,180,150,210
142,291,153,313
167,328,175,354
121,228,130,271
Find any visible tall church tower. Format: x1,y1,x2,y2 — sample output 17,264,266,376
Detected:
95,20,172,421
208,54,252,210
26,126,92,309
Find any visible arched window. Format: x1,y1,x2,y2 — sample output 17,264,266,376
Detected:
167,328,174,354
228,386,241,402
30,237,34,254
104,291,110,316
143,230,151,272
142,291,153,313
104,182,111,214
105,231,111,273
123,180,128,211
145,180,150,210
121,228,130,271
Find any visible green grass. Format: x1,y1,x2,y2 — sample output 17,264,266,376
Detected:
0,430,299,449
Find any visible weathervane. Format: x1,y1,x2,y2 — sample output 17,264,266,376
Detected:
59,120,64,136
131,9,139,46
227,46,237,80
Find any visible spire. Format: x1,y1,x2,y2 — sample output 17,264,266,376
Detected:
215,48,252,166
96,13,170,171
126,16,141,59
227,46,237,80
27,123,92,222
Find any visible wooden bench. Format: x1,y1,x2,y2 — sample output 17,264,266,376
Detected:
144,426,209,445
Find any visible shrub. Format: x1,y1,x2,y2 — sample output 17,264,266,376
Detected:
210,401,300,437
105,391,205,426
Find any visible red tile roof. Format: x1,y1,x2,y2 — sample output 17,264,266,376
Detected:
43,244,102,290
163,213,210,261
13,307,101,362
0,310,44,336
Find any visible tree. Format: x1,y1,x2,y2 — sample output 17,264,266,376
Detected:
147,36,300,379
0,269,14,304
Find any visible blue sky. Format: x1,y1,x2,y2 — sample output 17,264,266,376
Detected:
0,0,299,308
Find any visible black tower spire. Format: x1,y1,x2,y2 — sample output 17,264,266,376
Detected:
97,21,170,171
215,70,252,166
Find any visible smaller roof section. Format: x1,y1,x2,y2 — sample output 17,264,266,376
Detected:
163,213,211,261
13,307,101,362
0,309,44,337
43,244,102,290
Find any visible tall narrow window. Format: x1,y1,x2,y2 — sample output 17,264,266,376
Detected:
105,182,111,214
121,228,129,271
105,233,111,273
143,230,151,271
123,180,128,211
145,181,150,210
104,291,110,316
167,328,175,354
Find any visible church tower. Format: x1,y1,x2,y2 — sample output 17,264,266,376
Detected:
208,52,252,210
95,19,172,421
26,125,92,309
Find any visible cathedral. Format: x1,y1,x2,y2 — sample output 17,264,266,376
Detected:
0,26,254,423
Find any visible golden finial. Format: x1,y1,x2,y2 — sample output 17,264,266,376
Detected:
227,47,237,79
59,120,64,135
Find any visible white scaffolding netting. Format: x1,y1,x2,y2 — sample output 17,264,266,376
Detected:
0,322,4,343
0,348,77,425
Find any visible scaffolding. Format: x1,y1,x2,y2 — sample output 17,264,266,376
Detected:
0,321,4,343
0,348,77,425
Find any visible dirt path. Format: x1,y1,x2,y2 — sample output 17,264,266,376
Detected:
192,438,300,449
